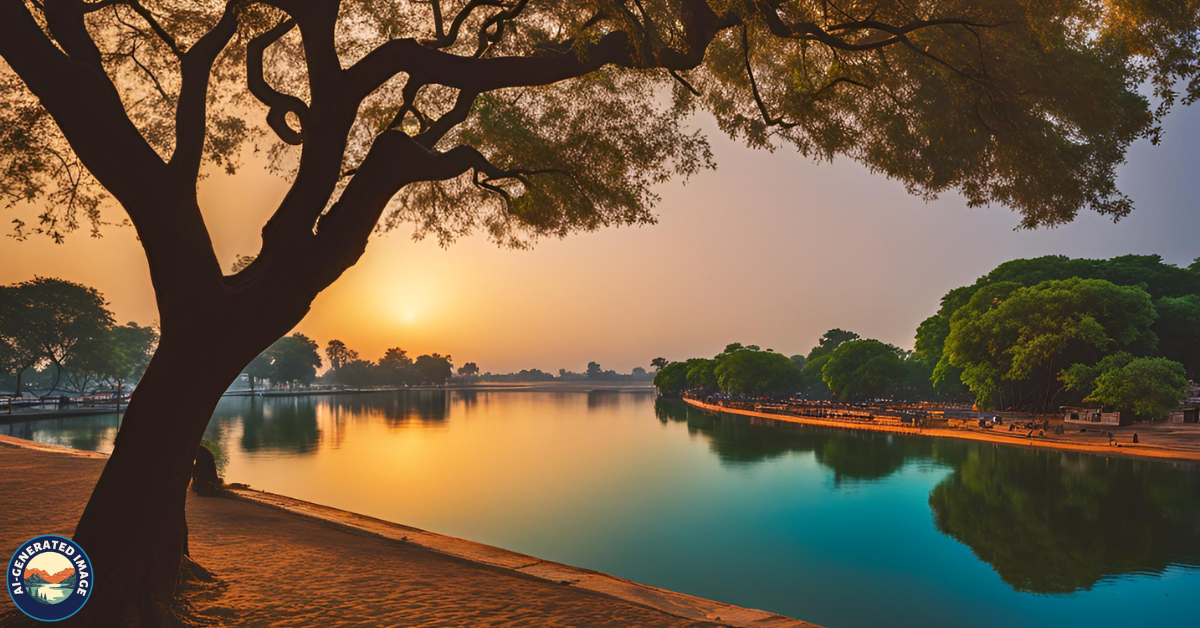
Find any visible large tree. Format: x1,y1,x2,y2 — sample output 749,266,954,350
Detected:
939,278,1159,411
324,338,359,371
821,339,904,402
0,286,41,400
414,352,453,384
714,348,801,396
0,278,114,397
2,0,1198,623
1063,353,1189,421
917,255,1200,392
264,332,323,386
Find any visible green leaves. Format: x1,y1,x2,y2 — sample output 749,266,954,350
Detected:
388,70,714,247
920,255,1200,409
821,339,906,402
254,333,322,388
1085,357,1189,421
714,349,802,396
6,0,1200,246
942,277,1158,409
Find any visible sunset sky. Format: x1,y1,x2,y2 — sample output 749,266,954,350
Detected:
2,105,1197,375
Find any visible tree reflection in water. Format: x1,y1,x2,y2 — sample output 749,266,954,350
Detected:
654,398,1200,594
209,391,453,455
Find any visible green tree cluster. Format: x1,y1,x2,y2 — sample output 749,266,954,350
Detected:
0,278,157,400
653,344,802,397
916,255,1198,413
246,334,323,389
309,340,455,388
656,331,934,401
1062,353,1189,421
821,340,906,402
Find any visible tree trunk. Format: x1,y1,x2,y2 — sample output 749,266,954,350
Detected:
57,322,273,627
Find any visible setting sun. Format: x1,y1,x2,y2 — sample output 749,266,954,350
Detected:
2,2,1200,627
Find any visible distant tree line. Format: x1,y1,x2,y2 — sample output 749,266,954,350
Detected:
452,361,652,383
654,337,924,402
657,255,1198,420
0,278,157,400
240,337,457,390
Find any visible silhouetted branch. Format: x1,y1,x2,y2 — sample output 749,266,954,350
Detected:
1,0,226,296
741,25,797,129
423,0,504,49
350,0,736,100
83,0,183,58
44,0,105,66
473,0,531,57
415,89,478,149
172,2,238,177
246,19,307,145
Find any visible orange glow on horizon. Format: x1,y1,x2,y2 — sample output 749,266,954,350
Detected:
3,112,1198,374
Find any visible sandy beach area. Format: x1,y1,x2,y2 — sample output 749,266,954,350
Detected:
683,398,1200,462
0,435,811,628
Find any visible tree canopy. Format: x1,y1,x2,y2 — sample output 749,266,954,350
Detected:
715,349,801,396
99,322,160,393
324,339,358,370
821,339,905,401
256,333,322,387
1063,353,1189,421
915,255,1199,412
917,255,1200,383
0,277,115,395
5,0,1200,259
458,361,479,376
1152,295,1200,379
939,277,1159,410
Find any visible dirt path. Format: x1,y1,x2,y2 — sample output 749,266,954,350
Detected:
0,438,809,627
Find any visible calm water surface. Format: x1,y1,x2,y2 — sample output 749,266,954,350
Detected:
5,390,1199,628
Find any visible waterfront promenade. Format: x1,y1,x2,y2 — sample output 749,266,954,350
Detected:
683,398,1200,462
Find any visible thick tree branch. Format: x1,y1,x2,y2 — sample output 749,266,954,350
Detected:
44,0,105,66
415,88,478,148
422,0,503,49
307,134,511,288
0,0,224,305
248,1,368,266
472,0,531,57
171,1,239,178
246,19,308,145
350,0,736,99
84,0,184,57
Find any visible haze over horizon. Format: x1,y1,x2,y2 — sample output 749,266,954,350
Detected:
3,105,1197,375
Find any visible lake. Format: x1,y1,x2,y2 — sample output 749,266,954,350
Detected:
25,583,71,604
4,390,1199,628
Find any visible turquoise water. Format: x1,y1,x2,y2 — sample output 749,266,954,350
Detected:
5,390,1199,628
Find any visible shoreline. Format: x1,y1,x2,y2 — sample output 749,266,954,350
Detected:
222,381,656,397
0,383,656,424
0,434,814,628
682,398,1200,462
0,406,123,424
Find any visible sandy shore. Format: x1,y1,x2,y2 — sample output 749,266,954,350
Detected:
0,435,811,628
683,398,1200,462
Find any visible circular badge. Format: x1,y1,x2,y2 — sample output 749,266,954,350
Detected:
7,535,93,622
